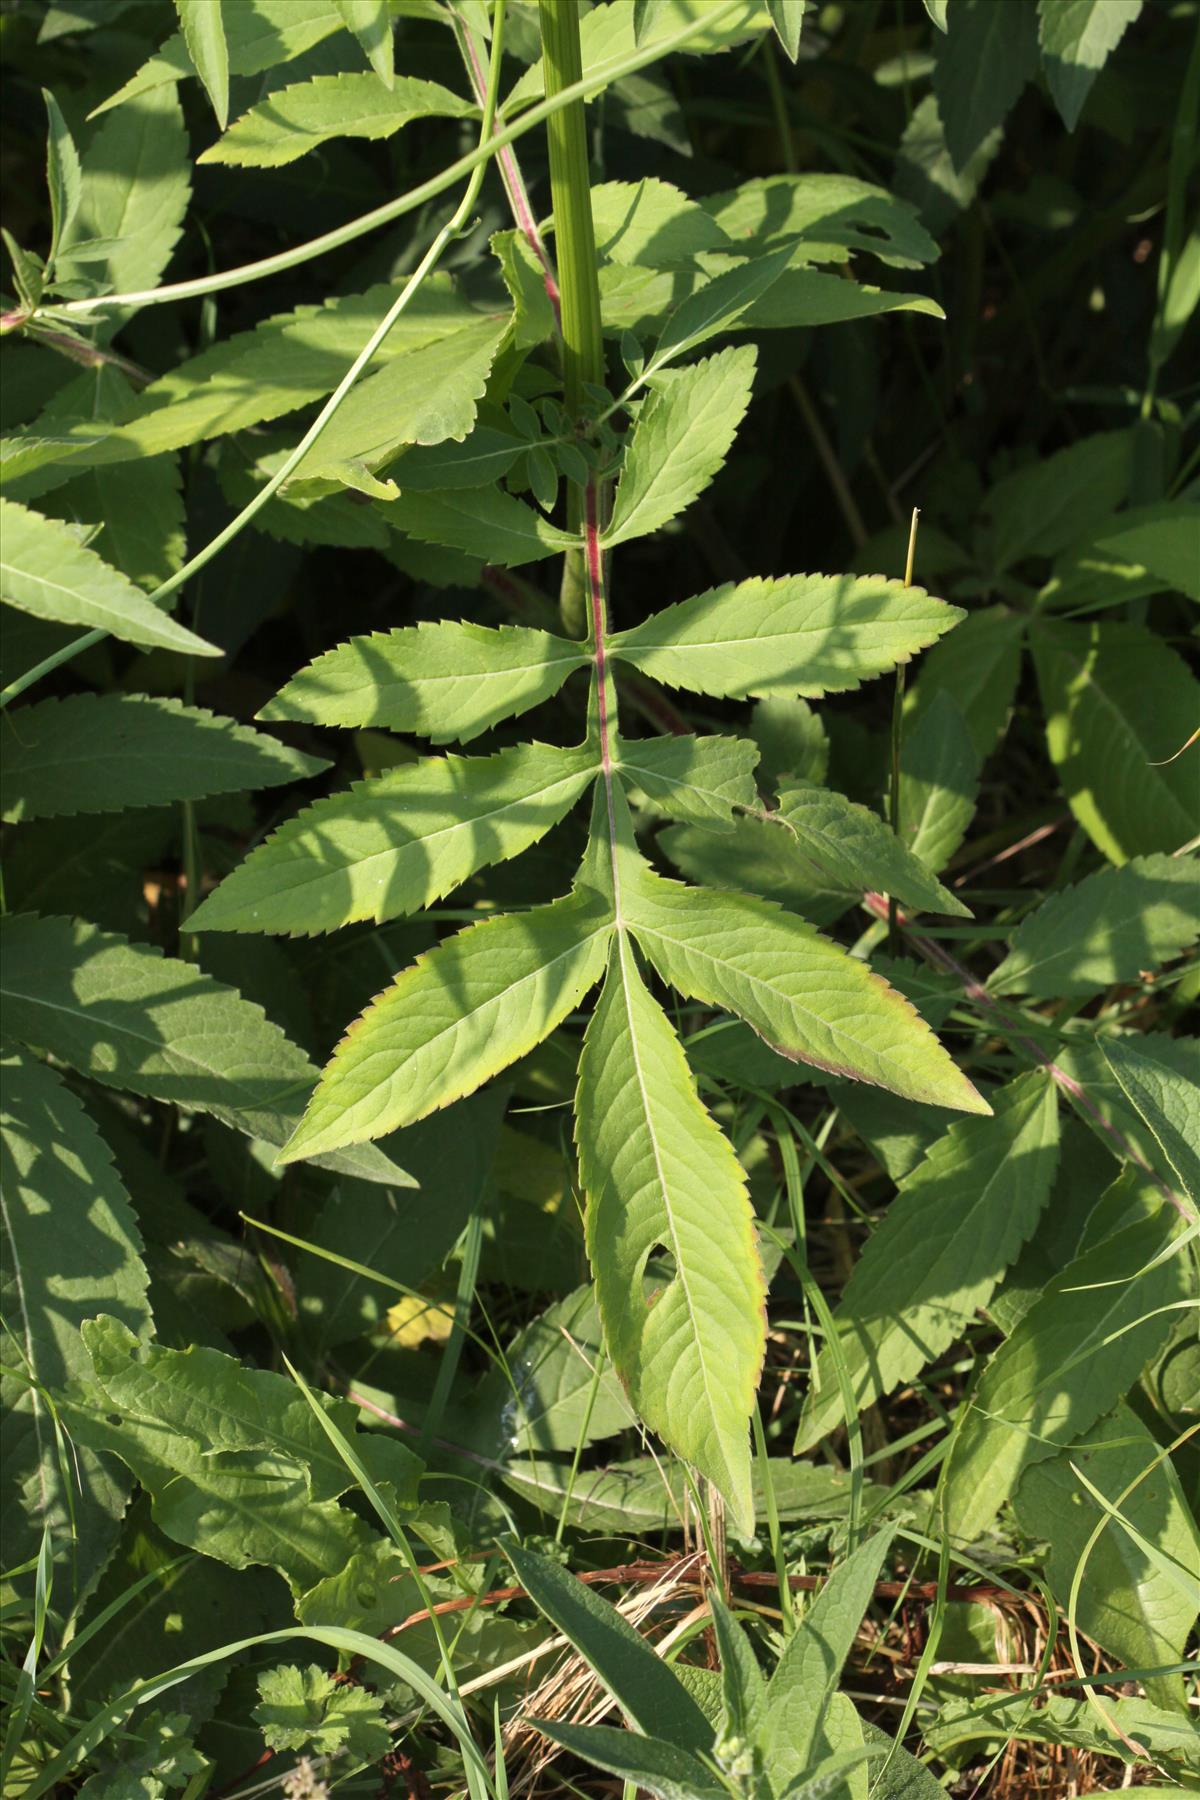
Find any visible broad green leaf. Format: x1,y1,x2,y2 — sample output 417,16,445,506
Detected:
704,173,937,272
1014,1400,1199,1710
0,913,407,1184
895,689,980,874
254,1662,390,1758
1,1049,151,1592
469,1284,633,1461
643,809,854,926
982,430,1132,573
391,425,525,491
738,267,945,329
201,72,474,168
1078,502,1200,602
933,0,1040,172
1033,619,1199,862
503,1539,713,1755
926,1693,1200,1772
385,484,575,567
989,854,1200,999
43,90,82,265
528,1722,724,1800
1103,1036,1200,1207
767,0,806,61
506,0,765,109
0,500,217,658
609,573,963,700
96,0,346,115
896,93,1003,235
8,282,483,479
623,866,989,1113
762,1530,895,1788
287,315,508,486
589,177,733,268
942,1200,1190,1541
1039,0,1143,131
650,242,796,368
189,742,598,937
67,1316,393,1592
261,621,589,745
751,696,829,788
0,694,327,823
576,936,766,1531
603,345,756,548
331,0,394,85
281,893,613,1162
776,779,970,916
173,0,229,128
905,605,1024,760
796,1073,1059,1452
616,732,759,831
860,1720,946,1800
56,86,191,330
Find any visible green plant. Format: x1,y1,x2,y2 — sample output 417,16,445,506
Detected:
1,1,1197,1795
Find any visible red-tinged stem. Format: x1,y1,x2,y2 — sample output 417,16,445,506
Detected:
863,891,1193,1222
454,11,562,330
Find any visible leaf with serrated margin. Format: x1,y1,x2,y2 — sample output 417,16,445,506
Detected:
983,431,1133,573
576,936,766,1531
6,283,484,485
506,0,765,109
43,90,81,265
0,500,217,657
651,242,795,368
777,780,970,917
762,1529,895,1789
989,854,1200,999
603,345,756,548
616,733,759,831
281,893,613,1162
190,742,598,938
331,0,393,85
1,694,328,823
503,1538,714,1754
173,0,229,128
895,689,979,874
386,485,574,567
590,177,733,268
608,572,962,700
262,621,590,745
705,173,937,272
1,1048,151,1593
0,913,408,1185
1013,1399,1199,1712
56,87,191,327
624,866,989,1114
905,604,1024,761
942,1199,1190,1542
1103,1036,1200,1207
1039,0,1143,132
201,72,472,168
926,1692,1200,1772
1031,618,1199,863
288,316,508,486
662,813,864,928
796,1073,1059,1452
95,0,346,117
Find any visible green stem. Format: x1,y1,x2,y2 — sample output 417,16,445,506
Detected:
0,6,511,713
888,508,920,953
51,2,746,319
539,0,608,637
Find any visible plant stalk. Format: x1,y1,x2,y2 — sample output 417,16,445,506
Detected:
888,508,919,951
537,0,607,638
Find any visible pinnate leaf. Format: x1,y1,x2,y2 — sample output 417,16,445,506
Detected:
616,732,759,831
0,693,327,823
933,0,1039,172
282,893,613,1162
386,484,574,567
796,1073,1059,1452
624,867,989,1113
577,936,766,1531
261,620,590,744
1102,1035,1200,1207
776,779,970,916
1031,618,1199,863
0,499,217,658
603,345,755,548
201,72,472,167
96,0,346,117
609,572,962,701
189,742,598,937
988,854,1200,998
